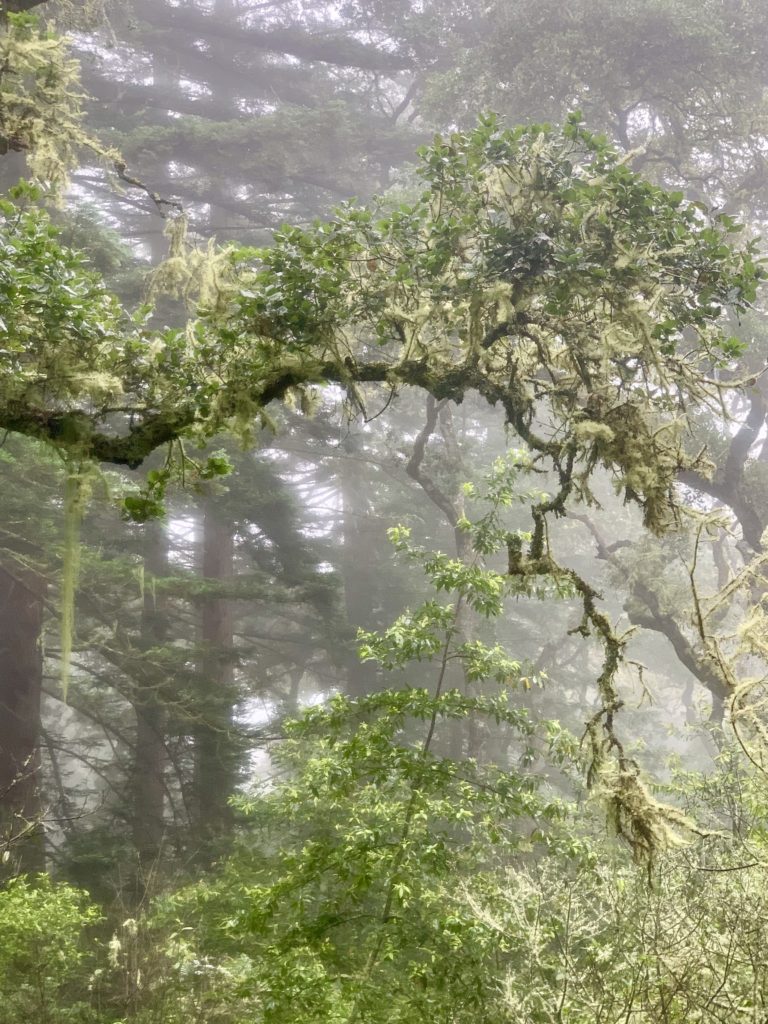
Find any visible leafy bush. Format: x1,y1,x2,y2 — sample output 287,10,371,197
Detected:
0,874,100,1024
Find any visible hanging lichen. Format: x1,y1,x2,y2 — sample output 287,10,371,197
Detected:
0,13,119,196
146,213,236,311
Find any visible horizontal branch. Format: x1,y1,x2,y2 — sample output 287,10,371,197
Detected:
0,357,556,467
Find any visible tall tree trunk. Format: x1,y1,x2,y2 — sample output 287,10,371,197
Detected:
194,500,236,858
132,520,168,893
0,562,45,870
340,440,379,697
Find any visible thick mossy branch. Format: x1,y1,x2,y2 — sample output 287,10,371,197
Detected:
0,118,762,782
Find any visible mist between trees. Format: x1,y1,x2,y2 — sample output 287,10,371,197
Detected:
2,1,768,1021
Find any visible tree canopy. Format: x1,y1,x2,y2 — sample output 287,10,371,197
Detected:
1,117,760,488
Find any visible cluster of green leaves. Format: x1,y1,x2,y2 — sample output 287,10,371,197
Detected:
114,460,573,1023
224,112,763,359
212,695,560,1023
0,185,128,409
121,448,233,523
0,874,100,1024
208,114,764,537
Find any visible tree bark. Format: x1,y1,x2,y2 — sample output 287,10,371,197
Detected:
340,439,379,697
132,520,168,890
194,500,236,857
0,562,45,869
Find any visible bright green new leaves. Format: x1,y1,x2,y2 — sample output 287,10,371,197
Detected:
7,752,768,1023
144,462,575,1023
219,690,562,1024
0,875,101,1024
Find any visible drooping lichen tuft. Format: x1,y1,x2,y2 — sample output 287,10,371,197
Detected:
0,13,119,195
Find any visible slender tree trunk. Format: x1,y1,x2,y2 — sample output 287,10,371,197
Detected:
0,562,45,869
194,501,236,857
132,520,168,891
340,441,379,697
406,398,481,758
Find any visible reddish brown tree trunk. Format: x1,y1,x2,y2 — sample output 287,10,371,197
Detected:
0,563,44,868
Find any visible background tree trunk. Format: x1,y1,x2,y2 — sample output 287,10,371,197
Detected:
340,442,379,698
0,562,44,870
132,520,169,895
194,501,236,858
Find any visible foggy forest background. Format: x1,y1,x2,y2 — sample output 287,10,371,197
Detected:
2,0,768,1021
